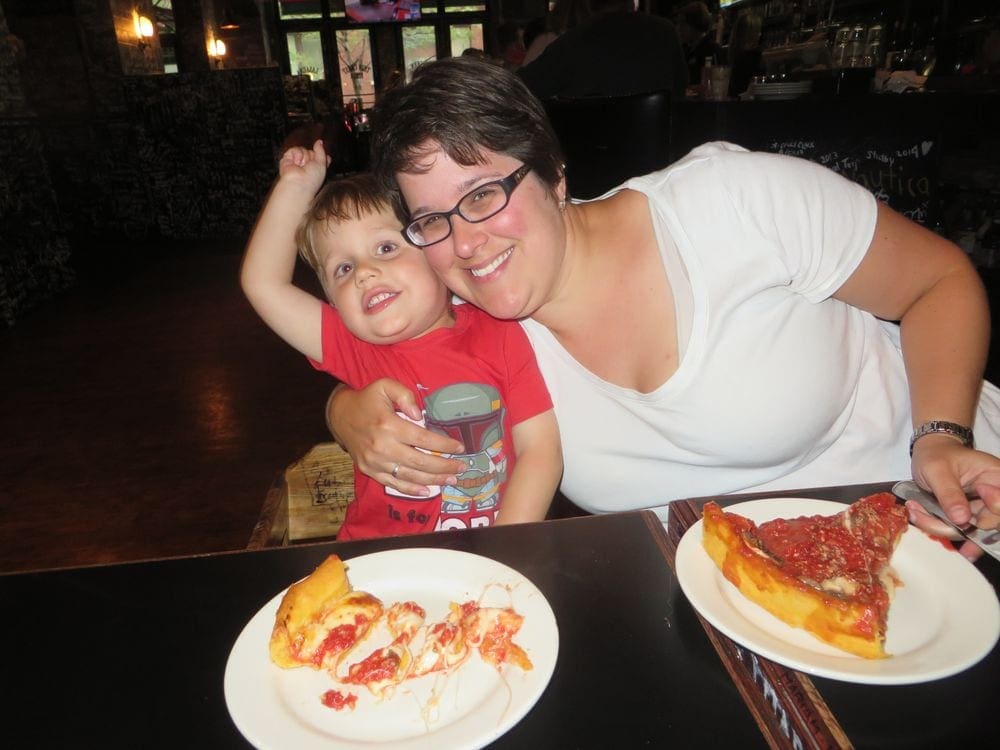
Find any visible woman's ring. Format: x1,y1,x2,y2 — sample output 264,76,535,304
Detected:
391,464,400,479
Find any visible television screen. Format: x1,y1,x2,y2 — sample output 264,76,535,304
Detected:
346,0,421,23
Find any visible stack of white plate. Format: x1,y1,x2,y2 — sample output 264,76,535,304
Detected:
748,81,813,101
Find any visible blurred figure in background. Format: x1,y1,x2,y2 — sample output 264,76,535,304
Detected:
676,1,723,82
727,12,764,98
522,0,594,66
496,20,527,70
517,0,688,99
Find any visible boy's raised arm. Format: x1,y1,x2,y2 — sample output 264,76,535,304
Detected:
240,141,329,362
495,410,563,525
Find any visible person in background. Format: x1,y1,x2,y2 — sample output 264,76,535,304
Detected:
325,56,1000,561
727,12,764,98
676,1,723,83
517,0,688,99
496,21,526,70
521,0,594,66
240,139,561,540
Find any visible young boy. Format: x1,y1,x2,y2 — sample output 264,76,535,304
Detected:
241,140,562,540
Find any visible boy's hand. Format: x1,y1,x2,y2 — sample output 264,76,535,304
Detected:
278,139,331,193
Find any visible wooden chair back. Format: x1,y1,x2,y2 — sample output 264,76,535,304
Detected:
247,443,354,548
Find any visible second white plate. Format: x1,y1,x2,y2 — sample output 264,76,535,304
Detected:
225,548,559,749
675,498,1000,684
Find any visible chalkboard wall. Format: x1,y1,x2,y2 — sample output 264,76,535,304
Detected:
40,68,288,247
670,93,999,232
763,136,936,225
0,119,75,327
669,95,956,226
0,68,289,325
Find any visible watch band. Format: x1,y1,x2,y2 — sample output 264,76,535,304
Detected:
909,420,974,456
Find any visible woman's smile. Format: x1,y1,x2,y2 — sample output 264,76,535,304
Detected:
470,247,514,278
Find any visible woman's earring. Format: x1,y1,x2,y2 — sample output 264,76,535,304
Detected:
558,199,566,211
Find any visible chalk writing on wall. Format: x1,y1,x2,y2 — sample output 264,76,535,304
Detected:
767,138,936,225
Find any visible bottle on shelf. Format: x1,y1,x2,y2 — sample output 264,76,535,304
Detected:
883,19,904,70
832,25,851,68
847,23,867,68
700,56,714,97
902,20,922,71
917,15,939,76
863,12,884,69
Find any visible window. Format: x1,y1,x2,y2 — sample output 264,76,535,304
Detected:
274,0,494,109
337,29,375,108
402,26,437,81
287,30,325,79
449,23,484,57
152,0,177,74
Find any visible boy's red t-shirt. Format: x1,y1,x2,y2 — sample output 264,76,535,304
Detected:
311,302,552,540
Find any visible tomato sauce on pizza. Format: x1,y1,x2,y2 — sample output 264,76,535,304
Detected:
701,493,908,658
268,555,533,706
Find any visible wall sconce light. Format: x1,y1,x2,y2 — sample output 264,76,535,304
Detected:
133,10,154,49
208,37,227,67
208,38,227,58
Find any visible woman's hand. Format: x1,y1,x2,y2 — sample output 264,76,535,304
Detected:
909,437,1000,560
326,379,467,497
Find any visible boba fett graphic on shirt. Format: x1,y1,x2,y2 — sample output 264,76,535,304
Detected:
386,382,509,529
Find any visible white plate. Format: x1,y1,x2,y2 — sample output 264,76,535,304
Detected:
675,498,1000,684
225,548,559,749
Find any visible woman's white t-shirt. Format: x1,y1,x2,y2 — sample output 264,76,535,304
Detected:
520,142,1000,516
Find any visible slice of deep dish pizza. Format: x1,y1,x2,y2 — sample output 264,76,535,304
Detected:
269,555,383,671
701,492,908,658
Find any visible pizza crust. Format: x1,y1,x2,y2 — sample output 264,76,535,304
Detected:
269,555,383,669
701,500,899,659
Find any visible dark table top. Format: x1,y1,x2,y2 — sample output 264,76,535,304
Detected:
6,483,997,749
1,509,766,749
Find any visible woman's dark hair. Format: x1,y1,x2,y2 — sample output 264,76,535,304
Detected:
369,56,565,218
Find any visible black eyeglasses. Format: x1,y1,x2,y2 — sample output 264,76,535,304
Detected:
404,165,532,248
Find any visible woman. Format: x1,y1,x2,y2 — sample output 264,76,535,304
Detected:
326,56,1000,559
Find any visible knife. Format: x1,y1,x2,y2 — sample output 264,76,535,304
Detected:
892,480,1000,562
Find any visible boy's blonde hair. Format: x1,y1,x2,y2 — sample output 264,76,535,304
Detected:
296,173,395,273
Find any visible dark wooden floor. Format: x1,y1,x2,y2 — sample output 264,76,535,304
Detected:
0,243,334,573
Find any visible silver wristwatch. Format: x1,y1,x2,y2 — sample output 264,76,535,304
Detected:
909,420,974,456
